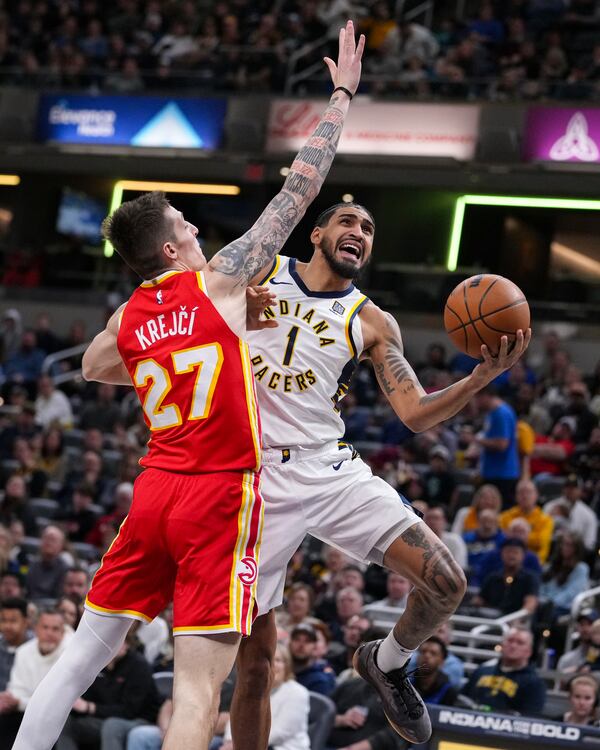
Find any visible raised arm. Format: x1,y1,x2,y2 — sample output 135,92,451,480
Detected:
81,305,131,386
206,20,365,290
364,304,530,433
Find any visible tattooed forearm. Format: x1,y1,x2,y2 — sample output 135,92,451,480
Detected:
374,362,394,396
210,92,350,285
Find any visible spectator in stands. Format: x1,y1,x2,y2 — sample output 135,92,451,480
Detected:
56,483,98,543
359,0,396,52
0,599,30,692
56,630,161,750
78,383,122,433
0,525,16,577
33,375,73,430
328,631,400,749
412,636,460,706
86,481,133,548
0,310,23,363
373,572,411,608
387,17,440,64
0,476,36,536
324,586,364,644
423,445,456,506
530,417,577,477
475,384,520,507
544,474,597,552
452,483,503,535
60,450,105,506
557,608,597,673
56,595,80,630
560,675,600,725
575,618,600,672
328,614,371,676
277,583,317,630
10,438,47,498
424,506,468,568
35,428,67,488
473,538,539,615
540,531,590,617
500,479,554,563
224,642,310,750
559,381,598,443
2,330,45,396
288,622,336,696
26,525,69,601
478,517,542,583
61,568,90,606
464,627,546,715
0,573,25,604
0,399,40,460
463,508,505,586
408,621,464,689
0,608,70,747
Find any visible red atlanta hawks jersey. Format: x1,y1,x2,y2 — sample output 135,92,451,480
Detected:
117,270,261,474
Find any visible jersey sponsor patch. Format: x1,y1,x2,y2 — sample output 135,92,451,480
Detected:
331,301,345,316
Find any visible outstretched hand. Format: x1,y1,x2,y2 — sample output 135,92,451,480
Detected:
473,328,532,386
246,285,278,331
324,20,366,96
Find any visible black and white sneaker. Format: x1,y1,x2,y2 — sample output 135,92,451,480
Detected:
353,639,432,744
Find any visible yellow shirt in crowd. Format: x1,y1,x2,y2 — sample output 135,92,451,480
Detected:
499,505,554,563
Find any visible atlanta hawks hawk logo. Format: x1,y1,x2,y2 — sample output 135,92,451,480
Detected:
237,556,258,586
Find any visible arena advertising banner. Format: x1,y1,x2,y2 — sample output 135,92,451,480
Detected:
36,95,227,149
524,107,600,162
266,99,480,159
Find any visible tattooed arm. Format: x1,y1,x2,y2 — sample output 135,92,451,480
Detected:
205,21,365,292
362,303,530,433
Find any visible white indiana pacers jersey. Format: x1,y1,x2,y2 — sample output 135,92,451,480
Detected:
246,255,369,449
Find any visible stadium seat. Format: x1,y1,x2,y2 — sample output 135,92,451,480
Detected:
29,498,60,518
454,483,475,509
153,671,174,701
535,476,566,502
308,692,336,750
541,691,570,719
63,429,84,448
70,542,100,562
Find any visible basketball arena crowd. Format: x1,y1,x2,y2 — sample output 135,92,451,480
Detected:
0,306,598,749
0,0,600,99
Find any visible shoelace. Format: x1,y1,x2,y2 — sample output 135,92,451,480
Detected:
381,666,425,719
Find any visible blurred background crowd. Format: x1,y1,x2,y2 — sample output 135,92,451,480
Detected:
1,0,600,98
0,308,599,748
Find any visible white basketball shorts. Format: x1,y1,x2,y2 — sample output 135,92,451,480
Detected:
256,441,422,614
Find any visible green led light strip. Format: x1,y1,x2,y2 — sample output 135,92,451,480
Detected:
446,194,600,272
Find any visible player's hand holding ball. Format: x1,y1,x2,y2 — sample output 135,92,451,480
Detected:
444,274,532,386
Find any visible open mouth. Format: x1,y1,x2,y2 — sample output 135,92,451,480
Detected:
338,241,362,261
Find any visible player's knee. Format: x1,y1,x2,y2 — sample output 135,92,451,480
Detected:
422,555,467,611
236,640,274,697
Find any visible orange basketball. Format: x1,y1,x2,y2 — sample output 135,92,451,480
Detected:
444,274,530,359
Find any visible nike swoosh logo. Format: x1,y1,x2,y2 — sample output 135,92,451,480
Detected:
332,461,344,471
270,279,292,285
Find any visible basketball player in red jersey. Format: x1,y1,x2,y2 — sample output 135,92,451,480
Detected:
12,22,365,750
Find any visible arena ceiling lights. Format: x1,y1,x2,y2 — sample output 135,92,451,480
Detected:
447,194,600,272
104,180,241,257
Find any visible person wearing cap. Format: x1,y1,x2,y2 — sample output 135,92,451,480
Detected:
477,517,542,585
530,418,577,477
422,445,456,506
544,474,598,552
499,479,554,563
557,610,598,674
473,538,539,616
288,623,336,696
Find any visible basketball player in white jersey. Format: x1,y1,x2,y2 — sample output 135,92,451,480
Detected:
231,202,531,746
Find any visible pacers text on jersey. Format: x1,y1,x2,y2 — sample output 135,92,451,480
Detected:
135,306,198,351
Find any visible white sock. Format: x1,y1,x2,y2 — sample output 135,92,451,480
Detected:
13,610,132,750
375,630,415,672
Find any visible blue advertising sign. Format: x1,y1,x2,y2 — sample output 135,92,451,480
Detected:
37,95,227,149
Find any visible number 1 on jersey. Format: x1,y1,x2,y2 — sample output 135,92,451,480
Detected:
134,343,223,430
282,325,300,367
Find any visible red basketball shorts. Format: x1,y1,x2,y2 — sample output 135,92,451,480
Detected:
85,468,263,635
